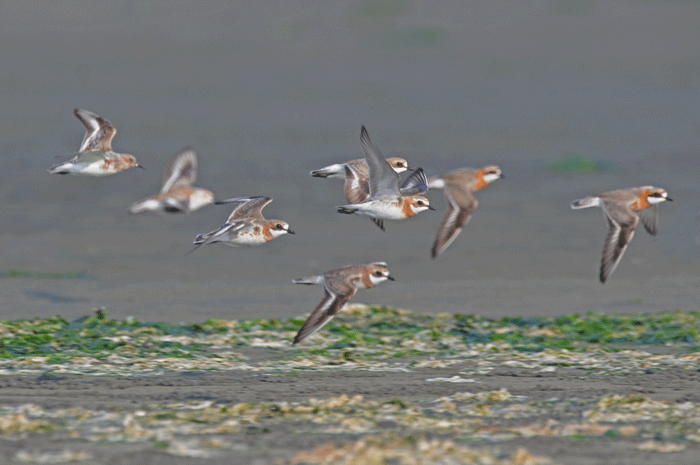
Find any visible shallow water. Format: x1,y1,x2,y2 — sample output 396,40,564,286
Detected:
1,1,700,323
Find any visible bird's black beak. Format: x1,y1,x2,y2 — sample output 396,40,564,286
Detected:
387,275,395,281
666,197,673,202
137,164,146,170
500,173,505,179
287,229,295,234
406,166,414,171
428,205,436,210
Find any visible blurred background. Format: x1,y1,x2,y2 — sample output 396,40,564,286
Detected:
1,0,699,323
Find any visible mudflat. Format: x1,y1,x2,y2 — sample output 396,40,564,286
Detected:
1,307,699,464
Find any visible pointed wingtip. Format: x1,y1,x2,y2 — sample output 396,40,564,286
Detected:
292,331,305,345
185,240,204,256
372,218,386,231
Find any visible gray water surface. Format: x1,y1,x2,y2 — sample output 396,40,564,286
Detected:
1,1,699,322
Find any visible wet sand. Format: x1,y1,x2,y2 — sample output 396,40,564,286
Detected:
1,1,700,325
1,307,699,464
1,366,700,464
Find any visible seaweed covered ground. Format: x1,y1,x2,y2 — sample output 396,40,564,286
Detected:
1,306,700,464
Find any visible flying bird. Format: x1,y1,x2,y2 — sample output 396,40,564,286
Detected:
49,108,142,176
571,186,672,283
129,148,214,214
427,165,504,258
292,262,394,344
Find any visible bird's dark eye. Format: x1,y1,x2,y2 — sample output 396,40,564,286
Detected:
375,271,383,277
417,201,424,205
277,224,284,229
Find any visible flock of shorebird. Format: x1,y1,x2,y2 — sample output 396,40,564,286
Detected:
49,109,672,344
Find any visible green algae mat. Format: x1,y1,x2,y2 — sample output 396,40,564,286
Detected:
1,306,699,464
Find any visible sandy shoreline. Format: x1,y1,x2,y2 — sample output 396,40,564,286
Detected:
1,307,699,464
1,366,699,464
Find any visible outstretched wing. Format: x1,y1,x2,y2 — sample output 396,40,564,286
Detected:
74,109,116,152
293,278,356,345
431,185,477,258
187,221,247,255
599,204,638,283
215,196,273,222
638,204,659,236
371,218,385,231
161,148,197,193
360,126,400,199
343,164,371,204
399,167,428,196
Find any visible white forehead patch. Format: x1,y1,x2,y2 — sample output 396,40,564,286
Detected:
270,224,290,236
369,273,388,285
483,172,501,183
647,193,667,204
411,200,430,212
391,161,409,174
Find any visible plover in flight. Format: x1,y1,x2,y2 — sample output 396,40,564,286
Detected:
337,126,433,230
312,156,411,204
427,165,504,258
189,196,293,254
571,186,672,283
292,262,394,344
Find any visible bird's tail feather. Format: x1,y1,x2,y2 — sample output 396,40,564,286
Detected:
571,196,601,209
292,275,323,285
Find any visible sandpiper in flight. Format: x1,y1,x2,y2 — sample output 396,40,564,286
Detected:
129,148,214,214
49,109,143,176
